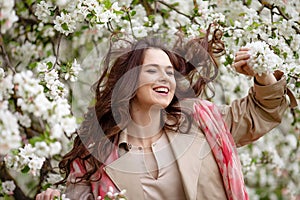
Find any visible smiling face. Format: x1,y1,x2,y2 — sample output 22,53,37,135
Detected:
131,48,176,110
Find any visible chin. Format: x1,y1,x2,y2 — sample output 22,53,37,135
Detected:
153,101,172,109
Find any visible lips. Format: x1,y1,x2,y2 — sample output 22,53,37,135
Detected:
153,86,169,94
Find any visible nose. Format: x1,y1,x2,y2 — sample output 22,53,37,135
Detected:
158,71,169,83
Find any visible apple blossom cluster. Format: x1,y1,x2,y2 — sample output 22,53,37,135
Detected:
238,127,300,199
0,180,16,196
4,144,45,176
0,0,18,34
244,41,284,76
0,67,77,178
0,100,22,155
96,186,127,200
35,0,122,36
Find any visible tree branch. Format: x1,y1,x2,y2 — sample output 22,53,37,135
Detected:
0,160,29,200
0,35,16,74
157,0,193,21
52,34,62,70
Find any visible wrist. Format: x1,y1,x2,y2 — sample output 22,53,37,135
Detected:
254,72,277,86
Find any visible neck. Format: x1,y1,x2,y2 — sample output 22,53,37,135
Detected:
127,105,164,147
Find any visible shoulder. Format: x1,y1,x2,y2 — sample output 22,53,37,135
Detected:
178,98,215,112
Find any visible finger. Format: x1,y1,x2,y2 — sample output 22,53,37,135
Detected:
239,47,250,51
235,49,250,57
50,190,61,199
44,189,54,200
234,53,250,62
233,60,247,69
36,193,41,200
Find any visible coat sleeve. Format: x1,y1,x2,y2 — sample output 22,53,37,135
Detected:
63,160,95,200
219,72,296,147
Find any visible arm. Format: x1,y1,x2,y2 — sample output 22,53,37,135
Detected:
219,48,296,147
219,73,290,147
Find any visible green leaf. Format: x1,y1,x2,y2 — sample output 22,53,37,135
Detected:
246,0,252,6
61,23,69,31
29,136,43,146
60,64,68,73
114,10,123,15
28,62,38,70
47,62,53,69
131,10,136,16
11,149,19,155
229,18,235,26
25,0,35,6
21,165,30,173
103,0,112,9
42,183,52,190
171,2,179,7
272,46,280,55
283,52,287,59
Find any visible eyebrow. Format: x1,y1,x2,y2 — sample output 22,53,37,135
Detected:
143,63,174,69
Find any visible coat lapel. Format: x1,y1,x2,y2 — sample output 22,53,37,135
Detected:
166,127,208,200
104,127,208,200
103,152,145,199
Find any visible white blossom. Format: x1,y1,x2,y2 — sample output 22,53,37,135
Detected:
244,41,284,75
0,0,18,33
35,141,50,157
53,13,76,36
64,59,82,82
0,101,22,155
28,155,45,176
1,180,16,195
0,68,4,80
35,1,56,23
0,74,14,101
49,141,62,156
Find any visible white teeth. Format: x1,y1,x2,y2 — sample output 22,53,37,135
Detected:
154,87,168,93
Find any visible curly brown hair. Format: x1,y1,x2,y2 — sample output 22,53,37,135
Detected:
58,25,224,184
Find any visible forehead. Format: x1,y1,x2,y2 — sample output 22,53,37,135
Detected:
142,48,172,66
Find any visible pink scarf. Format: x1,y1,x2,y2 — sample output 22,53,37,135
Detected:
193,100,249,200
71,99,249,200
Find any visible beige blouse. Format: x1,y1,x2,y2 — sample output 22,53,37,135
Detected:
118,131,186,199
65,74,296,200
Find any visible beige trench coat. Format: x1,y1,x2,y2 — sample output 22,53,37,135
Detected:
65,75,297,200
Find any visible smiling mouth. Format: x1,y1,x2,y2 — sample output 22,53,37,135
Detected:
153,87,169,94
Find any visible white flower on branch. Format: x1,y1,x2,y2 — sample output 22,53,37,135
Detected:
64,59,82,82
35,141,50,158
54,13,77,36
0,101,22,155
0,73,14,101
0,68,4,80
35,1,56,23
0,0,18,34
28,155,46,176
1,180,16,195
244,41,284,76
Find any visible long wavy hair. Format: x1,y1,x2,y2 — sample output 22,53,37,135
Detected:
58,26,224,184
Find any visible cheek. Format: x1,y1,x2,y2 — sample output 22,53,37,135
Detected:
138,74,155,88
171,78,176,91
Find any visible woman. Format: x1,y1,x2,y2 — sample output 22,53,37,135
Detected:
36,31,296,200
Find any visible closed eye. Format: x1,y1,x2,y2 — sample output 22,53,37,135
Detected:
166,71,174,76
146,69,157,73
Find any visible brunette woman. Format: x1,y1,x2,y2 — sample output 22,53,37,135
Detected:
36,30,296,200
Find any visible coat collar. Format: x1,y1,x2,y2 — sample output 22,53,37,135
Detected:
104,126,208,199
